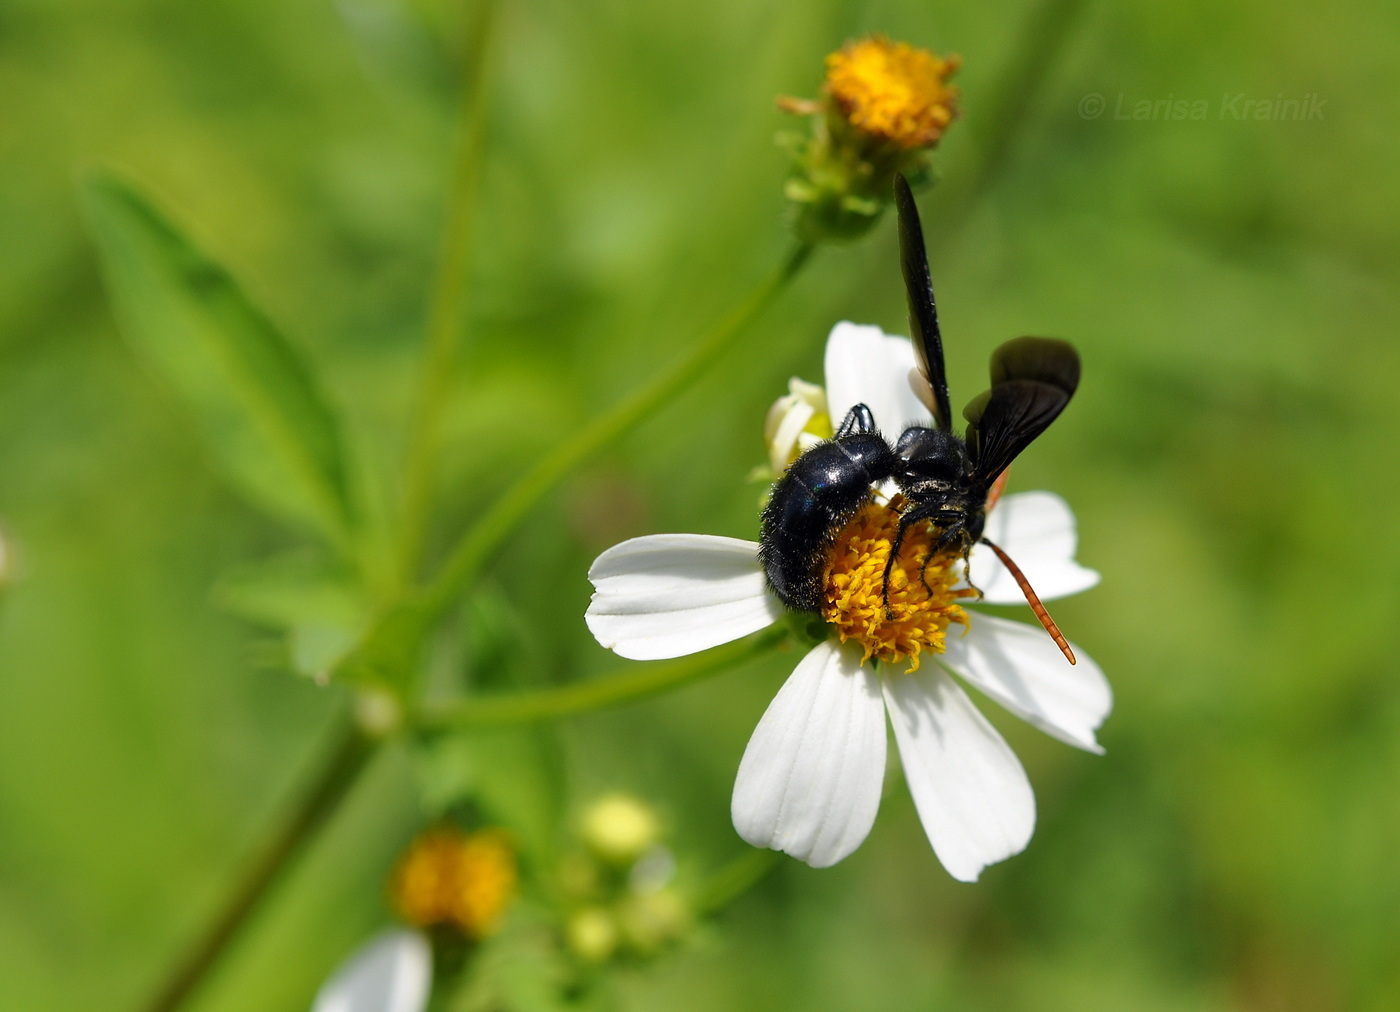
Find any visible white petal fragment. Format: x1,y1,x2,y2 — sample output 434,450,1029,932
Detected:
884,670,1035,882
768,395,816,473
968,491,1100,604
586,534,783,660
823,322,931,438
313,929,431,1012
732,641,888,868
944,615,1111,753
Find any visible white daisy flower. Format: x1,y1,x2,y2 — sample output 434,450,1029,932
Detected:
762,376,831,475
312,929,431,1012
585,322,1110,881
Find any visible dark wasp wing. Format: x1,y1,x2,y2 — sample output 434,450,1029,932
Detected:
963,336,1080,489
894,174,953,431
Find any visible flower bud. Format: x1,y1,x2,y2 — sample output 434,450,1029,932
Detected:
565,906,619,963
616,888,690,956
579,793,660,866
780,36,960,243
389,826,517,940
762,377,831,475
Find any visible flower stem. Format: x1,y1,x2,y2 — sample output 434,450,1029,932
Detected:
417,241,814,623
694,848,780,915
419,627,787,729
142,721,375,1012
928,0,1089,234
397,0,502,584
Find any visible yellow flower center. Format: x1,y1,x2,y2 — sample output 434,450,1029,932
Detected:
824,36,960,149
821,501,970,669
390,827,517,938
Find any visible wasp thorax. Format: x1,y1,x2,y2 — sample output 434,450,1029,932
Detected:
821,501,970,668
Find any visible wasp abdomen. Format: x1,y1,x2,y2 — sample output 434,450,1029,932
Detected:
759,433,897,612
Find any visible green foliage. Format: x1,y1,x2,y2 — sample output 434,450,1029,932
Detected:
81,173,359,550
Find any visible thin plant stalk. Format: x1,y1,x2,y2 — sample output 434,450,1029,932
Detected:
142,722,375,1012
694,848,780,915
418,241,814,624
419,627,787,729
397,0,503,583
331,240,813,692
925,0,1089,236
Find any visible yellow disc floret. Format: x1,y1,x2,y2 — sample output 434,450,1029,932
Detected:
821,501,970,669
825,36,960,150
390,826,517,938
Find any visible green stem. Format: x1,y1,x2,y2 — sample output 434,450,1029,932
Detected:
418,242,814,623
419,627,786,729
142,722,375,1012
398,0,502,582
929,0,1089,234
694,848,780,915
333,242,812,690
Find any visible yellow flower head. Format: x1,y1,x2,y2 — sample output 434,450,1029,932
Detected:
390,826,517,939
825,36,960,150
821,500,971,668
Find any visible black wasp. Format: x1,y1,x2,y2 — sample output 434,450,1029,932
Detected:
758,175,1081,663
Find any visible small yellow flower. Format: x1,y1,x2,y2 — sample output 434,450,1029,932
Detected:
777,35,961,242
825,37,960,150
390,826,517,939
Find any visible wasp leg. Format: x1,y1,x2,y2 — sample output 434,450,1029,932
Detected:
918,547,935,597
835,403,878,438
917,516,967,598
924,519,979,601
960,546,984,600
882,519,911,621
883,502,952,620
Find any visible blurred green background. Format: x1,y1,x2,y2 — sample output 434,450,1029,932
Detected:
3,0,1399,1009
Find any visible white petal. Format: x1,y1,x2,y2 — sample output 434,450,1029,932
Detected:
313,929,431,1012
884,669,1035,882
943,615,1111,753
586,534,783,660
731,640,887,868
823,322,931,438
768,396,816,473
968,491,1100,604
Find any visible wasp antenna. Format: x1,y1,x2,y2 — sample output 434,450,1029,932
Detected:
980,538,1076,665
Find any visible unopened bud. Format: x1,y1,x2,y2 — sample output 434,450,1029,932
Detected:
565,906,619,963
580,793,660,865
616,888,690,956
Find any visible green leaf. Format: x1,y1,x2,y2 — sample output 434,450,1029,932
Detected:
80,172,358,547
214,553,369,679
